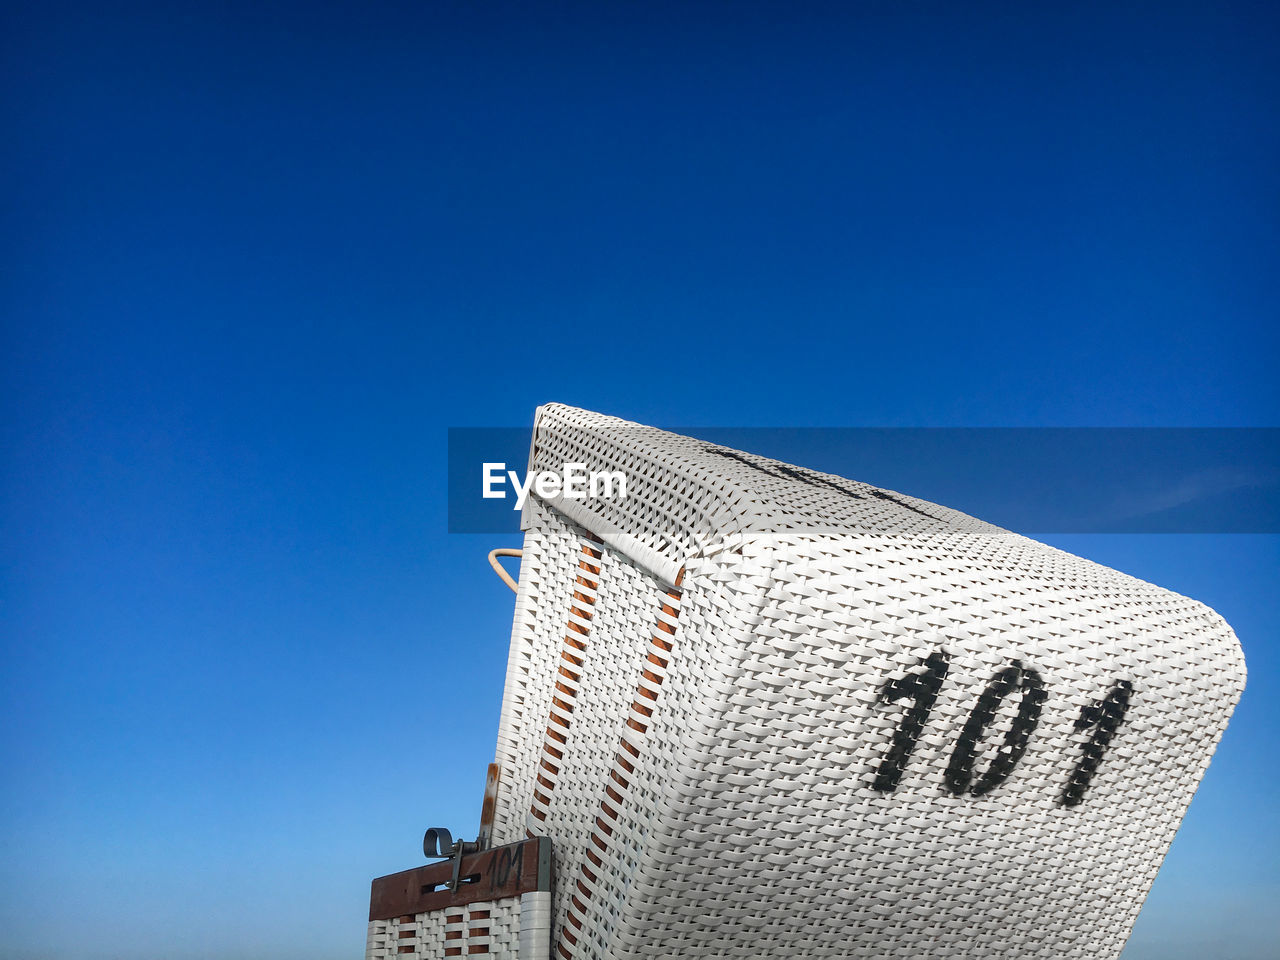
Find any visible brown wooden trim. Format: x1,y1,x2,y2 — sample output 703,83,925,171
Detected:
369,837,551,921
476,764,500,851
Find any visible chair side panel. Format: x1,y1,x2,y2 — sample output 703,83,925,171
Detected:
605,532,1245,959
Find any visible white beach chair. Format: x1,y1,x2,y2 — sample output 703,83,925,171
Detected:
367,404,1245,960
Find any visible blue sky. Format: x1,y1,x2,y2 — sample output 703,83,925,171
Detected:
2,2,1277,958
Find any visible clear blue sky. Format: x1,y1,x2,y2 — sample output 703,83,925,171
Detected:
2,2,1276,958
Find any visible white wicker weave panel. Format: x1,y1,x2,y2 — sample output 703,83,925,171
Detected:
522,404,996,585
490,503,596,849
536,541,666,942
486,405,1245,960
611,535,1238,959
366,893,545,959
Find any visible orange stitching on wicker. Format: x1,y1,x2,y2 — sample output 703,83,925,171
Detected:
556,580,683,960
527,538,604,832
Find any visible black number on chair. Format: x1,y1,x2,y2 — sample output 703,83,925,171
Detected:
945,662,1047,796
871,653,1131,802
1062,680,1133,806
872,651,951,792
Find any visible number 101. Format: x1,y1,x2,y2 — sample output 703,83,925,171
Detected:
872,651,1133,806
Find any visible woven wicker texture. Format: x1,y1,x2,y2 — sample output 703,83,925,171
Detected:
484,404,1245,960
366,892,548,959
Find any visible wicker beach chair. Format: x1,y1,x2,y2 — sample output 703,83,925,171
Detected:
367,404,1245,960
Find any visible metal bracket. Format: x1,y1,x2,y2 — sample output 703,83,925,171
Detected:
423,826,480,892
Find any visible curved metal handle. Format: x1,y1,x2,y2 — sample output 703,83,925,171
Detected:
423,827,455,859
